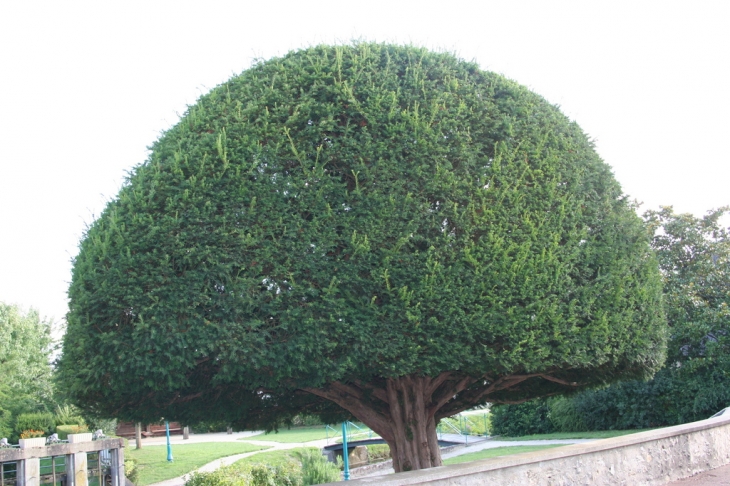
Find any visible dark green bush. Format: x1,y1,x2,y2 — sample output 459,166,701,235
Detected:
366,444,391,463
560,371,679,430
290,415,324,427
15,412,54,437
125,458,140,485
53,405,86,426
489,400,553,436
548,397,588,432
184,462,303,486
298,449,340,485
86,417,117,436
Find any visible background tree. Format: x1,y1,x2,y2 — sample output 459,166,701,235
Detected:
644,206,730,422
58,44,665,472
0,302,55,437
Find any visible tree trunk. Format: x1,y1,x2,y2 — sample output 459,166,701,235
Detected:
384,376,442,472
305,374,454,473
304,371,572,473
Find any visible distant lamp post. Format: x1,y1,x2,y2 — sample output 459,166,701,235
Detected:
165,420,173,462
342,422,349,480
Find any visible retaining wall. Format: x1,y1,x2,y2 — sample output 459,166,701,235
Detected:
334,414,730,485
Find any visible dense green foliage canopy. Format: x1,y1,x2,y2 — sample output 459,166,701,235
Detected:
0,303,55,438
59,44,664,445
492,207,730,433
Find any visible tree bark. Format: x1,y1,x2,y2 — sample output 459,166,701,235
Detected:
385,376,442,471
305,374,460,472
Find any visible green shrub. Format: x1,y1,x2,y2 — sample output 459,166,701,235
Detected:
564,373,676,430
298,449,340,485
548,397,588,432
86,417,117,436
56,424,90,440
15,412,54,437
125,458,139,485
189,420,230,434
489,400,553,436
290,415,324,427
366,444,391,463
53,405,86,426
184,462,302,486
185,468,244,486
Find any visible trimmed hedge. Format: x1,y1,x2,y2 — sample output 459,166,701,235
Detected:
15,412,54,436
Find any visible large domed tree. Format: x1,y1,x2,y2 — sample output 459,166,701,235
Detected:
59,44,665,472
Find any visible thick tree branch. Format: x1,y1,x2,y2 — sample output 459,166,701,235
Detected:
301,386,393,440
352,379,389,404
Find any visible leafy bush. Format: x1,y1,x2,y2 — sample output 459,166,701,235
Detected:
86,417,117,436
54,404,86,426
489,400,553,436
366,444,391,463
125,458,139,485
548,397,588,432
189,420,230,434
184,462,303,486
560,373,676,430
290,415,324,427
15,412,54,437
297,449,340,485
185,468,243,486
56,424,90,440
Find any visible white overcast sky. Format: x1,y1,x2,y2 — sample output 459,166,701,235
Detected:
1,0,728,329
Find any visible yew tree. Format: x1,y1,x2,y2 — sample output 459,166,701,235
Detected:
58,44,665,472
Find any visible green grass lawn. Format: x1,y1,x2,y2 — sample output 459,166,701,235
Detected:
443,445,565,465
127,442,270,485
243,425,343,443
499,429,649,441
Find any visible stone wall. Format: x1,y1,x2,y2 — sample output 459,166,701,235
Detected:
332,413,730,485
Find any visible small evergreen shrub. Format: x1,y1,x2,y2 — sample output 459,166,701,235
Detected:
125,458,140,485
15,412,55,437
290,415,324,427
548,397,588,432
489,400,553,436
86,417,117,436
184,462,303,486
298,449,341,485
53,405,86,426
366,444,391,463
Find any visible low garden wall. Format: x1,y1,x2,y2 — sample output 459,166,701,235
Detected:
334,413,730,485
